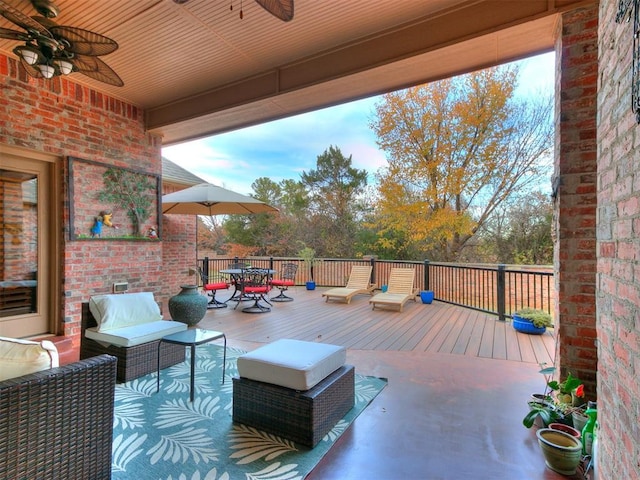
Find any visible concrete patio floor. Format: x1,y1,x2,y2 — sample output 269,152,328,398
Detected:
203,287,587,480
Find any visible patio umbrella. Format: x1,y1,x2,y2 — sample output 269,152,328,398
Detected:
162,183,278,215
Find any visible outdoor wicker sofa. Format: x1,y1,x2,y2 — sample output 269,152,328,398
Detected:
0,354,117,480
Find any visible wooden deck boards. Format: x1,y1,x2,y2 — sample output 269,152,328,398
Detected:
198,286,555,365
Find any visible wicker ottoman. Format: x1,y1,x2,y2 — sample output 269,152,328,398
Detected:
233,364,355,447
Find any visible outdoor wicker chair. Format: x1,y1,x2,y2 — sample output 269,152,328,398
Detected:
80,301,186,383
0,354,117,480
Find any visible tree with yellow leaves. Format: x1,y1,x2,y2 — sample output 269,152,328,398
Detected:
370,64,553,260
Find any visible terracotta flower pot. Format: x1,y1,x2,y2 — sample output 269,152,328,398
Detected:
536,428,583,475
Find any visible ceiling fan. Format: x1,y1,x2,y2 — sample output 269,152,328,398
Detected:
204,0,293,22
253,0,293,22
0,0,123,86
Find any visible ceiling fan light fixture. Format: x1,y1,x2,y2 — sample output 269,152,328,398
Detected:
37,63,56,79
53,58,73,75
13,45,42,65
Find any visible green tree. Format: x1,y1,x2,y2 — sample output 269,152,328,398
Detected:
370,64,553,261
197,216,227,255
475,190,553,264
300,145,368,257
223,177,308,256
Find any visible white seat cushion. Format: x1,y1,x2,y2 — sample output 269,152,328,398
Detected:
89,292,162,332
237,339,346,390
0,336,59,381
85,320,187,347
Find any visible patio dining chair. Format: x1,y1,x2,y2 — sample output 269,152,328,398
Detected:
235,268,272,313
270,263,298,302
197,267,230,309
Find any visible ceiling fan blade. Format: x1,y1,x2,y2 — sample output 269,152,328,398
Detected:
0,0,52,37
71,55,123,87
254,0,293,22
49,25,118,56
0,26,30,41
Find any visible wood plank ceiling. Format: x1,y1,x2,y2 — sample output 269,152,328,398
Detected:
0,0,595,145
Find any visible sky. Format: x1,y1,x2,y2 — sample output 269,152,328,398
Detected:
162,52,555,196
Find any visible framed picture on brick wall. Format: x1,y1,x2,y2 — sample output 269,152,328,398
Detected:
68,157,161,240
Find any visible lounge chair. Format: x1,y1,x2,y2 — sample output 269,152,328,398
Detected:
369,268,417,312
322,265,374,304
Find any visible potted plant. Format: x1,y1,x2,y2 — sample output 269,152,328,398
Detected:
298,247,318,290
523,400,563,429
524,365,584,429
512,308,553,334
547,372,585,407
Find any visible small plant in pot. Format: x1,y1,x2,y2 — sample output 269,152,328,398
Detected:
298,247,318,290
512,308,553,334
523,401,564,429
524,364,576,429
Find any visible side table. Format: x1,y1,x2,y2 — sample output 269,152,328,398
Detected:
157,328,227,402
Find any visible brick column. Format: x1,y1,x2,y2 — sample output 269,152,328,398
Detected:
597,1,640,478
553,6,598,398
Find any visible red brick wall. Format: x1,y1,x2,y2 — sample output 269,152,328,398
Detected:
597,1,640,478
0,55,195,348
553,7,598,398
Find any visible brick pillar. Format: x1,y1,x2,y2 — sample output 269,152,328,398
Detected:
597,1,640,478
553,6,598,398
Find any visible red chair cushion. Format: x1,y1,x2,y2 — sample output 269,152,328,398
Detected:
204,282,229,291
244,286,269,294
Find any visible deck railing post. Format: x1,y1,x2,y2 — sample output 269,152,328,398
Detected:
203,256,209,278
497,264,506,321
369,256,376,285
424,260,430,291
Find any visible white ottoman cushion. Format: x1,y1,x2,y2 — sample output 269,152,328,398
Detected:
237,339,346,390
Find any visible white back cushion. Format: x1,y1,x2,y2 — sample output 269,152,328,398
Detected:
89,292,162,332
0,336,59,381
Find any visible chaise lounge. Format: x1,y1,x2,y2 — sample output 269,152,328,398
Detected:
322,265,375,304
369,267,418,312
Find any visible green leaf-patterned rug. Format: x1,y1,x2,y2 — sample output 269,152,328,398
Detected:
111,344,387,480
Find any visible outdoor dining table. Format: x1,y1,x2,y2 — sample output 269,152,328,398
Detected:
220,268,276,303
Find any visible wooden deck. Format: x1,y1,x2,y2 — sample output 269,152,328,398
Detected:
197,286,555,366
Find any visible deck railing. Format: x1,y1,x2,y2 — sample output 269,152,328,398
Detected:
198,256,554,321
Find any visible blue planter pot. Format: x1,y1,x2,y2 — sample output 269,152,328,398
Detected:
420,291,434,304
306,281,316,290
512,314,546,335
